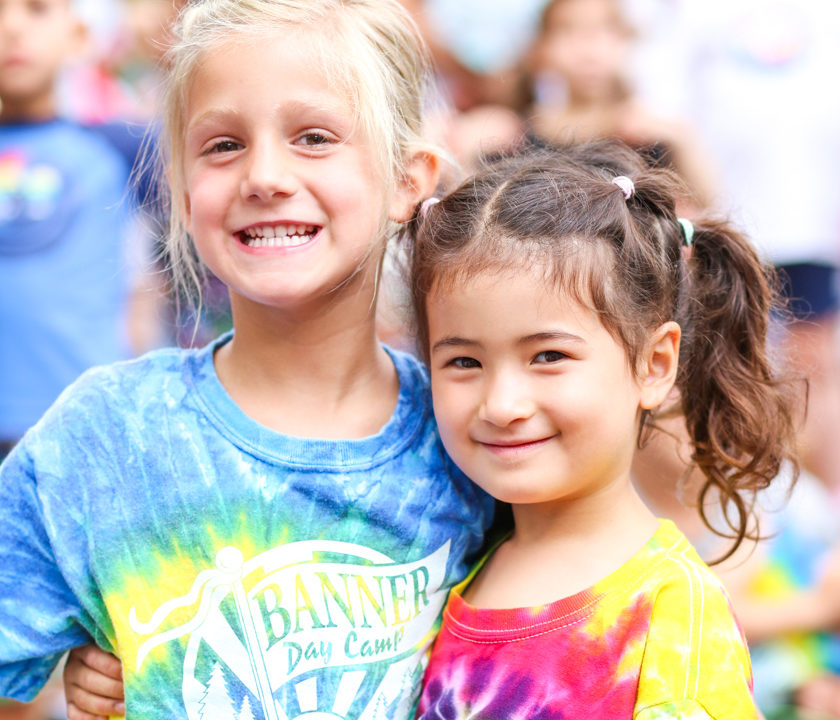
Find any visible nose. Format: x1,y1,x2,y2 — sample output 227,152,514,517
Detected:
478,370,535,427
240,138,299,202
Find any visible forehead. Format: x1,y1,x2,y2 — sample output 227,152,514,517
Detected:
544,0,623,30
426,265,615,347
185,32,358,123
429,264,572,318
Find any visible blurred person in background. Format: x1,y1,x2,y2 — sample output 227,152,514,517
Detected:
66,0,229,352
633,413,840,720
524,0,716,211
396,0,534,174
633,0,840,503
0,0,138,463
630,6,840,713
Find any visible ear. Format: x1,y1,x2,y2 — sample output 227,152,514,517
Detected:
639,321,681,410
388,150,440,223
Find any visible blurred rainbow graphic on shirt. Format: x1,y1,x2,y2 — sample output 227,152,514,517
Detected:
0,150,62,222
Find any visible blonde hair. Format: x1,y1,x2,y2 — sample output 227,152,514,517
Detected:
152,0,435,305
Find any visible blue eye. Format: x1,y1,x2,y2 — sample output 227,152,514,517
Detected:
449,357,481,369
533,350,566,364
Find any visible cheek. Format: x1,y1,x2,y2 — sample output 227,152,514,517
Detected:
184,176,224,233
431,383,471,450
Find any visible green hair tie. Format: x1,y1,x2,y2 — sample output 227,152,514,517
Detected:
678,218,695,247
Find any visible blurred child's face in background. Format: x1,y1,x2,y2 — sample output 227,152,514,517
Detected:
180,32,395,315
0,0,83,118
537,0,630,102
426,264,646,510
125,0,184,65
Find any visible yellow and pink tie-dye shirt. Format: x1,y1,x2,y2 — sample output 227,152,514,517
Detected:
417,519,757,720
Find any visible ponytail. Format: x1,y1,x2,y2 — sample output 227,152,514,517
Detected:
677,220,799,562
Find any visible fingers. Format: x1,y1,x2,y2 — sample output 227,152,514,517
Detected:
64,645,125,718
72,645,123,680
66,696,125,720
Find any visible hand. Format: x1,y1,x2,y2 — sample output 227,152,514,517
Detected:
63,645,125,719
815,547,840,631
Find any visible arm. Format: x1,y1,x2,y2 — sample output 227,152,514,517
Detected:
64,646,125,720
0,444,99,700
717,545,840,644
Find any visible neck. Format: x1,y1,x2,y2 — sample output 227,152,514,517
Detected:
215,284,399,439
0,94,58,123
509,474,658,567
463,475,660,608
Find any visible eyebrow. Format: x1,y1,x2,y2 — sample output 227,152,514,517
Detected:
431,331,585,354
520,331,585,345
186,107,242,134
430,337,479,353
187,98,349,131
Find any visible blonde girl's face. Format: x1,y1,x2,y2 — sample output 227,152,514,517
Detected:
180,32,414,314
427,264,670,510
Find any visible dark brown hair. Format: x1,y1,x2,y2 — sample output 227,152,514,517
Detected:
408,139,799,562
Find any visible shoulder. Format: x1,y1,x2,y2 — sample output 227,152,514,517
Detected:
634,525,756,719
640,524,743,636
385,345,430,391
382,345,435,432
5,120,130,186
54,121,132,179
34,345,198,431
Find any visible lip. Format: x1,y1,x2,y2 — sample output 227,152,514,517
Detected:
477,435,556,458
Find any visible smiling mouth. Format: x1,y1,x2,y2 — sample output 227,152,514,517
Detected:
479,436,556,454
238,223,319,248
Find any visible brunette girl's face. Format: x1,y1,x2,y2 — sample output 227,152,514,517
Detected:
179,31,419,316
537,0,630,102
426,262,676,510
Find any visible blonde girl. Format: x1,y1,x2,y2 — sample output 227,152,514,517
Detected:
0,1,493,717
411,140,798,718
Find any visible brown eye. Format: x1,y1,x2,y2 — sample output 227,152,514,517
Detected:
207,140,242,154
533,351,566,364
298,132,330,146
450,357,481,369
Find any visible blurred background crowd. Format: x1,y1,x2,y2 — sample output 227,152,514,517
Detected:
2,0,840,718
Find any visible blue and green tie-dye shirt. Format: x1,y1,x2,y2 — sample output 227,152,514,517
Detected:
0,333,493,719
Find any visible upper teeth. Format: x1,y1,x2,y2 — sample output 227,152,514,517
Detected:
243,224,317,247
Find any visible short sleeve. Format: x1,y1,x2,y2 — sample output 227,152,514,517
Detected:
0,444,95,700
634,552,759,720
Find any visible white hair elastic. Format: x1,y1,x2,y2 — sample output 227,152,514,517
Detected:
612,176,635,200
420,197,440,217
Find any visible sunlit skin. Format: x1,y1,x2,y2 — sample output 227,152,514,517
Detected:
427,265,680,607
182,34,392,320
180,32,434,438
0,0,84,120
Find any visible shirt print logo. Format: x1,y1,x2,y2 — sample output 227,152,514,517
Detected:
0,151,62,223
128,540,451,719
